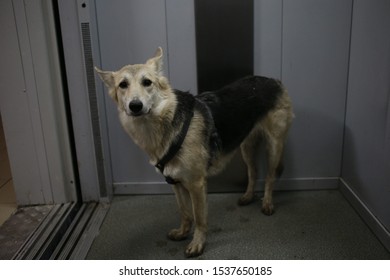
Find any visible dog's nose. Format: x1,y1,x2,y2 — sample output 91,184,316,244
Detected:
129,100,143,114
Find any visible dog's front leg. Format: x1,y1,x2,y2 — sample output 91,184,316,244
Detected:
169,184,193,241
184,177,207,257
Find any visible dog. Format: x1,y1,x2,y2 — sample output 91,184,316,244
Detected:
95,47,294,257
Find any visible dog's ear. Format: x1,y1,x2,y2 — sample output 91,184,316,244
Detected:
95,67,118,102
146,47,163,75
95,67,115,88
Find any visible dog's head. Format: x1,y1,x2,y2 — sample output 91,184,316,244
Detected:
95,47,171,117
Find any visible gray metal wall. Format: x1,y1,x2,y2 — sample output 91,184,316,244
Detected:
94,0,353,193
341,0,390,236
255,0,352,189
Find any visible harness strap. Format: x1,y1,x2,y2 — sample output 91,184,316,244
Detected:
155,99,195,184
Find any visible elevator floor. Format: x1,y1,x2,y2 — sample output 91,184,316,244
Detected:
86,190,390,259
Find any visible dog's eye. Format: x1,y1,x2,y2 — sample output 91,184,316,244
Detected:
118,81,128,89
142,78,152,87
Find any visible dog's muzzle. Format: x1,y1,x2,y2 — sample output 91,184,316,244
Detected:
126,99,151,117
129,99,144,116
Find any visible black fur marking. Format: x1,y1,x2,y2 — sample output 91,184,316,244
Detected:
197,76,283,154
195,98,221,167
171,90,196,130
155,90,195,184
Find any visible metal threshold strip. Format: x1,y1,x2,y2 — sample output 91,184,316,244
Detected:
12,202,109,260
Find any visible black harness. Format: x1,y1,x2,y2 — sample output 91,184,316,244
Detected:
155,98,195,185
155,96,220,185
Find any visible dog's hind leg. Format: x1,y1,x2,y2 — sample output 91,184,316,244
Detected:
169,184,193,241
261,108,291,215
262,134,284,215
238,128,260,206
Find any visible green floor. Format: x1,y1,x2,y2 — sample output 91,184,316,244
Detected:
86,190,390,259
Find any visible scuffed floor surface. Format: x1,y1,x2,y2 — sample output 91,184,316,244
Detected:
86,190,390,260
0,205,53,259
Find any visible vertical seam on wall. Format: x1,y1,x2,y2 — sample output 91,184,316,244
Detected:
12,0,28,92
340,0,355,178
27,0,56,202
280,0,284,81
14,0,53,203
93,1,115,192
164,0,171,79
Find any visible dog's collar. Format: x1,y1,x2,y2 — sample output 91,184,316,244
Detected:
155,97,195,184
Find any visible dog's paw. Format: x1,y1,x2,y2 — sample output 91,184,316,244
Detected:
167,229,189,241
238,193,255,206
185,241,205,258
261,203,274,216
